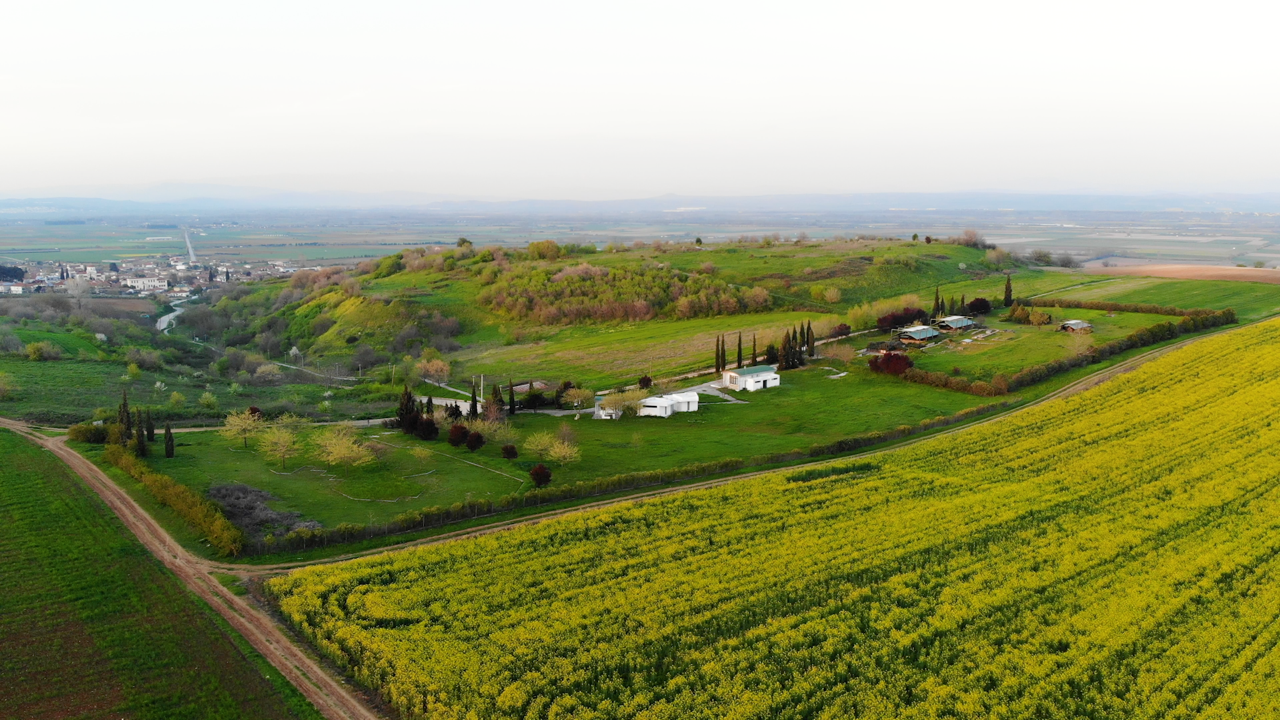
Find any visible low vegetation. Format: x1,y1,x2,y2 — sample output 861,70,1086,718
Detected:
269,317,1280,719
0,429,320,719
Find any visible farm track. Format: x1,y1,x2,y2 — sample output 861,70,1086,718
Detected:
0,418,381,720
5,318,1253,719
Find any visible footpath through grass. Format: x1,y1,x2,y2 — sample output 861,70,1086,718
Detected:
0,430,322,720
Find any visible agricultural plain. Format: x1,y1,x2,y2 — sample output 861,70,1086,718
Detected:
0,429,320,719
270,317,1280,719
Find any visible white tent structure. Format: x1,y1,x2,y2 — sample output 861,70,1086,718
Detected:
638,391,700,418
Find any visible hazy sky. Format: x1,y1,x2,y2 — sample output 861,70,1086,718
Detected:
3,0,1278,200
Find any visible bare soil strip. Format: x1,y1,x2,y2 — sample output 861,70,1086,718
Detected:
1087,264,1280,283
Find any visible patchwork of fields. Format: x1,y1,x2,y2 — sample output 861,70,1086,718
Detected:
0,429,320,719
270,317,1280,719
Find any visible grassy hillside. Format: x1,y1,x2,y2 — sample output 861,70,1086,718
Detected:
0,430,321,719
269,317,1280,720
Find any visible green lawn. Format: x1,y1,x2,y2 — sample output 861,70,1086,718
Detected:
909,309,1172,380
454,310,842,389
13,327,103,356
505,362,990,482
0,355,397,426
1042,276,1280,321
146,424,526,529
0,430,321,719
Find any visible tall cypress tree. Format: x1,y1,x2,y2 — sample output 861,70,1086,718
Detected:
736,333,743,369
163,422,174,458
1003,274,1013,307
508,380,517,415
144,408,155,442
780,332,792,369
425,395,434,415
960,295,967,313
468,384,479,419
131,409,147,457
751,334,757,365
397,385,417,433
807,321,815,358
117,389,132,441
714,336,720,372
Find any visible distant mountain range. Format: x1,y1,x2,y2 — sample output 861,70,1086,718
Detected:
4,184,1280,219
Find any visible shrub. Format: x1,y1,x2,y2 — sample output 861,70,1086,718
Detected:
547,441,582,464
448,424,469,447
638,375,653,389
829,323,851,338
198,392,218,411
524,431,556,459
68,422,109,443
501,444,518,459
169,392,186,409
967,297,992,315
868,352,913,375
465,431,486,452
0,372,15,400
876,307,929,332
415,417,439,441
530,463,552,488
26,341,60,361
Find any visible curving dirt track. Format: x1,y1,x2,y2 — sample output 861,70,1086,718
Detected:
1,318,1258,718
0,418,381,720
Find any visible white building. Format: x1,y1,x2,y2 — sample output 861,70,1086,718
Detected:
938,315,976,331
899,325,941,343
637,391,701,418
125,277,167,291
1060,320,1093,333
722,365,781,392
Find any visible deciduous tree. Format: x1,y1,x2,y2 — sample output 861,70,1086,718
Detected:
220,408,265,448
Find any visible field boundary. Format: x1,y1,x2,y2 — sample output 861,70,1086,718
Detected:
0,419,381,720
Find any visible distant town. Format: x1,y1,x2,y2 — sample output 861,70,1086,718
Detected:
0,253,308,299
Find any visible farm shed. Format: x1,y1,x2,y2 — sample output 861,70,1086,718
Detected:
1060,320,1093,333
722,365,781,392
898,325,941,343
938,315,976,331
638,392,701,418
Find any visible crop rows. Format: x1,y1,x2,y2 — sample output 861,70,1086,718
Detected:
269,318,1280,719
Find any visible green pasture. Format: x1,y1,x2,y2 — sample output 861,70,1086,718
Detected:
0,354,391,426
454,310,842,389
149,424,525,528
1042,276,1280,321
909,309,1173,380
0,430,320,719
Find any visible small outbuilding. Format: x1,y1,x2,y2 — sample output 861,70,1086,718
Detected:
938,315,976,331
1060,320,1093,333
637,391,701,418
898,325,941,343
722,365,781,392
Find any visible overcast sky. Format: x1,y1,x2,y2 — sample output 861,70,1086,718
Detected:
2,0,1277,201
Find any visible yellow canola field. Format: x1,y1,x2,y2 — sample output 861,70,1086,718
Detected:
270,318,1280,720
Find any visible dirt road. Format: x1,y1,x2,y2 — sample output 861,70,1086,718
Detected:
2,319,1253,717
0,419,381,720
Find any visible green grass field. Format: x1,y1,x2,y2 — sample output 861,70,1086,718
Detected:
0,429,321,719
454,310,842,389
909,308,1171,380
147,424,525,528
1042,276,1280,321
